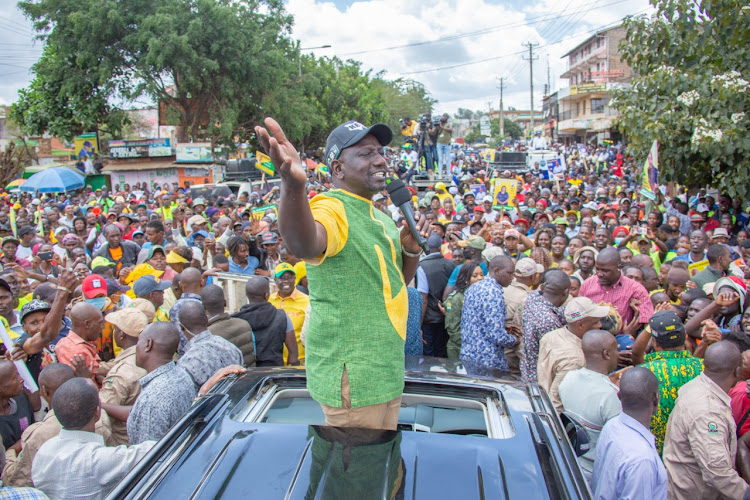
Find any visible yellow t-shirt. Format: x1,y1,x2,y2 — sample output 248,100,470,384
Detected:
269,289,310,364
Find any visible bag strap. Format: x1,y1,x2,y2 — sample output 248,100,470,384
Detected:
737,404,750,439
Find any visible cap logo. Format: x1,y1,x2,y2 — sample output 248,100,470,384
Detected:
665,325,675,331
92,279,102,288
344,122,366,131
569,311,582,320
327,145,340,165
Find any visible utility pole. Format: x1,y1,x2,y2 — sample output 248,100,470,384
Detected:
497,77,505,139
522,42,539,133
547,55,551,96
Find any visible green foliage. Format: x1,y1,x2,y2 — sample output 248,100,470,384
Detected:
10,46,129,140
15,0,296,145
373,77,437,147
464,117,523,144
612,0,750,199
13,0,435,153
266,57,390,154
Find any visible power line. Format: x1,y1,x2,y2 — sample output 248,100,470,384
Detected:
338,0,632,57
399,15,641,76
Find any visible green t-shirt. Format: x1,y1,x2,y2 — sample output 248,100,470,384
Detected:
642,350,703,454
437,125,452,145
306,189,407,408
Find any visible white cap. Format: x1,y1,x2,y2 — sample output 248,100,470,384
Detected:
515,258,544,277
564,297,610,323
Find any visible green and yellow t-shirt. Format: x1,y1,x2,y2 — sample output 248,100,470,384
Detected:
305,189,407,408
642,350,703,454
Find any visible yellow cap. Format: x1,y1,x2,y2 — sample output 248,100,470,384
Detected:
274,262,295,277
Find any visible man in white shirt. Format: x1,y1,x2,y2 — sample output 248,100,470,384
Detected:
480,195,498,223
60,204,77,229
532,132,547,150
32,378,155,500
559,329,622,482
84,156,95,175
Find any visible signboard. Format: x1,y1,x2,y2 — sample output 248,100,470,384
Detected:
569,83,607,95
108,138,172,159
480,116,491,136
176,142,212,163
74,132,98,158
112,168,180,191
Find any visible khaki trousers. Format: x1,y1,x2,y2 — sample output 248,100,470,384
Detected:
320,367,402,430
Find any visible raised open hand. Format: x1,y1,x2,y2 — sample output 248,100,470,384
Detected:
716,291,739,307
254,118,306,190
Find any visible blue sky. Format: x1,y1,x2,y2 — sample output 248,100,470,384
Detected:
0,0,652,113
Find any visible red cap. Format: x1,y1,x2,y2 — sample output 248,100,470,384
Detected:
515,218,530,228
727,275,747,291
613,226,629,237
82,274,108,299
308,191,318,199
536,199,548,209
473,206,485,213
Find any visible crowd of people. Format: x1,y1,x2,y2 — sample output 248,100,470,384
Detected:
0,117,749,499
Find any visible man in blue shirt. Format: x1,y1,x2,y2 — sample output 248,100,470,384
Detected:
459,255,517,370
592,367,667,499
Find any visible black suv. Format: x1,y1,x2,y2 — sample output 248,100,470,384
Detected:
110,358,591,499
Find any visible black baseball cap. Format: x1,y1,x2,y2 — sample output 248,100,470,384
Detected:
649,310,686,348
324,121,393,166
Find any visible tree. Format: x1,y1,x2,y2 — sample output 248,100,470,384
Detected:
15,0,297,146
372,77,436,147
454,108,475,120
612,0,750,199
267,56,390,154
10,47,129,141
464,117,523,144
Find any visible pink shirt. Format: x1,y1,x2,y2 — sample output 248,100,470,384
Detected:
579,274,654,324
55,330,101,378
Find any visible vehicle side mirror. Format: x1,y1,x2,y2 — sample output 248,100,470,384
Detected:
559,412,591,458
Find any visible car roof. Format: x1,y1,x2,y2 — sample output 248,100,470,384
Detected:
112,358,589,499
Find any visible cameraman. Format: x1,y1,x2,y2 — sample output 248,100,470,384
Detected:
400,117,418,142
436,113,453,176
424,112,439,178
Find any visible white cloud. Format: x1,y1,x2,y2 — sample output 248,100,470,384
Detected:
288,0,652,114
0,0,652,116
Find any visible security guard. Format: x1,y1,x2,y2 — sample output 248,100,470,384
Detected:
663,341,750,499
98,308,149,446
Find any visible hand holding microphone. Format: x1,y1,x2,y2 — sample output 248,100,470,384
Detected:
385,178,431,255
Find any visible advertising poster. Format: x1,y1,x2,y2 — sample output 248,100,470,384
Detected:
74,132,98,158
492,178,517,207
176,142,213,163
639,140,659,201
470,184,486,199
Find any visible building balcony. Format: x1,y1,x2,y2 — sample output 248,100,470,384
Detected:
561,46,608,78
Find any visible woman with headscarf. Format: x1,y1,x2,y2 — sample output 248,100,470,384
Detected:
439,262,485,359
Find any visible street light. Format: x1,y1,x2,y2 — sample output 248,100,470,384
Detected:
299,44,332,77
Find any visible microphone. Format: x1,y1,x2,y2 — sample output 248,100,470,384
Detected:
385,178,428,253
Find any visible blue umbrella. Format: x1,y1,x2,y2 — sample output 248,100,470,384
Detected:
20,167,86,193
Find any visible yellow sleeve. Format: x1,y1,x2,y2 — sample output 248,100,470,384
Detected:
305,195,349,266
